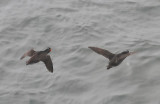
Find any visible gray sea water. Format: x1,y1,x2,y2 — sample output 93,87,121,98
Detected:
0,0,160,104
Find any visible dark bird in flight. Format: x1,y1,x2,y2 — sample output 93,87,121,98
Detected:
88,47,135,69
20,47,53,73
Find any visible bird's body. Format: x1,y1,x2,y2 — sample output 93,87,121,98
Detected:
89,47,135,69
21,48,53,73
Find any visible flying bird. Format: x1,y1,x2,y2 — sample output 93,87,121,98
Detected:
20,47,53,73
88,47,135,69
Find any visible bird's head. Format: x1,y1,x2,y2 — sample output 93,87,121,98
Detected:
121,50,136,55
45,47,52,53
121,50,129,54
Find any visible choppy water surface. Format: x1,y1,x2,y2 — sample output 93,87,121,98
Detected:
1,0,160,104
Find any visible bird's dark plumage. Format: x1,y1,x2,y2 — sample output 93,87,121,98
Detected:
20,49,36,60
89,47,135,69
21,47,53,73
88,47,115,60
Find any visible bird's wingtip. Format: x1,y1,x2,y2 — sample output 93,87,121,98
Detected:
20,56,24,60
88,46,94,49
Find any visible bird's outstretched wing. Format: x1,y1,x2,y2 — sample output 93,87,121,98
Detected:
42,55,53,73
88,47,115,60
20,49,36,60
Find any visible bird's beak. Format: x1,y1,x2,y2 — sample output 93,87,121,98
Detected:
129,52,136,55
